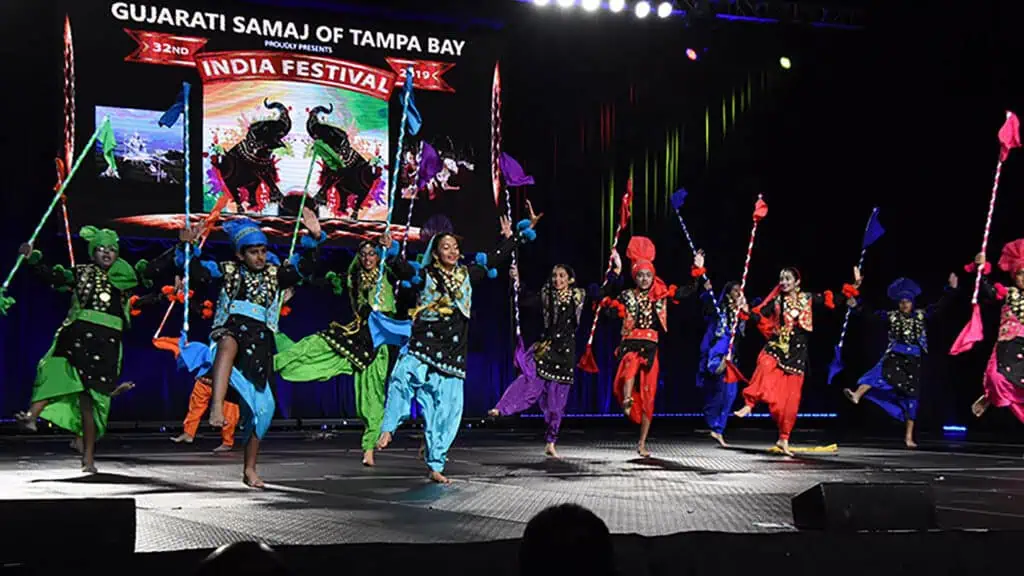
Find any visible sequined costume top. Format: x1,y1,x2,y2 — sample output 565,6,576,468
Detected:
749,290,839,376
521,285,587,384
317,257,398,372
391,236,517,379
602,271,700,363
698,290,746,378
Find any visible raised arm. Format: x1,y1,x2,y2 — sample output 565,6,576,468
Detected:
277,208,326,290
19,244,75,291
672,250,707,300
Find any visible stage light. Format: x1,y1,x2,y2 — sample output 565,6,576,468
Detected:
635,1,651,18
581,0,600,11
685,48,698,60
657,1,673,17
609,0,626,12
533,0,551,6
556,0,575,7
779,56,792,69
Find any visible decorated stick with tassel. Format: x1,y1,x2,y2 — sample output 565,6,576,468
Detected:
951,111,1021,355
722,194,768,383
578,179,634,373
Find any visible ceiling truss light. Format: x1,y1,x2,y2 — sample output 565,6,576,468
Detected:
635,1,651,18
609,0,626,12
657,2,673,18
556,0,575,7
581,0,600,11
533,0,551,6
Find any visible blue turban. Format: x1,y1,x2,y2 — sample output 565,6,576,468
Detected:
887,277,921,302
223,218,268,252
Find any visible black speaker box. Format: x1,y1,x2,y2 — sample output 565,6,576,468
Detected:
792,482,937,531
0,498,136,563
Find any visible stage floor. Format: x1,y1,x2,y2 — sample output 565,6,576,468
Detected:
1,428,1023,552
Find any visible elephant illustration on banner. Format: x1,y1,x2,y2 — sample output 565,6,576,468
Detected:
211,99,292,211
306,104,382,218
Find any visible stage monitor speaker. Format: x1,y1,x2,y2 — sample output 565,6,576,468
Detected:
0,498,136,563
791,482,937,531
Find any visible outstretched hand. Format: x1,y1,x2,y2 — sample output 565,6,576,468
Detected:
525,198,544,229
179,225,199,244
509,263,518,282
853,266,863,287
693,249,705,270
301,206,322,238
499,215,513,239
379,230,393,250
948,272,959,289
17,243,32,257
610,250,622,275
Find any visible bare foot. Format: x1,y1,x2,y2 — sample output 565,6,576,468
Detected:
428,470,451,484
710,431,729,448
81,460,97,474
622,398,634,416
487,408,500,417
418,442,426,461
70,437,83,454
171,433,194,444
376,431,392,450
362,449,375,467
972,395,990,418
776,439,794,457
212,443,232,453
733,406,752,418
905,438,918,449
111,382,135,397
209,405,226,428
843,388,860,404
243,469,265,489
637,444,650,458
15,412,37,432
545,443,560,458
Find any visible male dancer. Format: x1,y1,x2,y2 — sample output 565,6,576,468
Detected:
177,210,322,487
602,238,705,457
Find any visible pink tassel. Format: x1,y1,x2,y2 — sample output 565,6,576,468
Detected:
950,304,985,355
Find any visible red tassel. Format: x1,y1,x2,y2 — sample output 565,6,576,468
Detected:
723,359,749,384
965,261,992,275
281,306,292,317
161,285,174,297
995,283,1009,300
152,336,181,357
738,310,750,321
201,308,213,320
577,344,599,373
951,304,985,355
690,266,707,278
823,290,835,309
841,283,859,299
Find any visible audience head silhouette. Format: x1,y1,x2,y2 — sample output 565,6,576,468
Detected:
195,541,290,576
519,504,616,576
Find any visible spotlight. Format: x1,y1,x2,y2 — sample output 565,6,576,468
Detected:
581,0,600,10
556,0,575,7
635,1,651,18
533,0,551,5
609,0,626,12
657,1,673,18
685,48,698,61
779,56,792,69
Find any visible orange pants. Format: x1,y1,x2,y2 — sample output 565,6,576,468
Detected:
183,379,240,445
613,351,659,425
742,351,804,441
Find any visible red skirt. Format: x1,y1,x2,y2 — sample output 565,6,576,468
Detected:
613,351,659,425
742,350,804,440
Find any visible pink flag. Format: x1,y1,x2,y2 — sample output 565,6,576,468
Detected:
999,111,1020,161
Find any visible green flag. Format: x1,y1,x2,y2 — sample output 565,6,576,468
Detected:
99,118,118,176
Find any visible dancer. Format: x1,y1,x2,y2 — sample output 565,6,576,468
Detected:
844,272,958,448
697,280,749,447
377,204,540,484
14,226,159,472
968,243,1024,423
603,238,705,457
177,210,323,488
488,263,587,458
274,237,398,467
734,267,859,455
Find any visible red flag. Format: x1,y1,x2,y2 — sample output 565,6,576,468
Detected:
999,111,1021,162
723,360,748,384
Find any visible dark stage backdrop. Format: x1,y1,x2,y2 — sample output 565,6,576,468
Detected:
3,0,1024,438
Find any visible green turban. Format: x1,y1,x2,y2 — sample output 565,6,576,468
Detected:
79,226,120,255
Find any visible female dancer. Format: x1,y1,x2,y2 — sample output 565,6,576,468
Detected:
697,280,748,447
274,236,398,466
844,272,958,448
377,203,540,484
602,237,705,457
968,242,1024,423
14,227,159,472
487,263,587,458
177,210,323,487
734,267,859,455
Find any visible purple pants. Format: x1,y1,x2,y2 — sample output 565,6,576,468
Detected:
495,344,571,444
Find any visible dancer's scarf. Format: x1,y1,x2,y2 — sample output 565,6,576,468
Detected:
369,69,421,348
826,207,883,384
951,111,1021,355
722,195,768,384
577,178,634,374
0,117,115,315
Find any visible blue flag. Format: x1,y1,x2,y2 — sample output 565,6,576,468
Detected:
671,188,688,211
402,72,421,136
159,87,186,128
861,208,884,249
827,345,844,385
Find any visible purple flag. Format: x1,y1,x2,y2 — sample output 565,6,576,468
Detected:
500,152,535,187
417,142,443,189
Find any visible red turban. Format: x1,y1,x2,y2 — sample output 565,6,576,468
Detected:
999,239,1024,274
625,236,670,301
